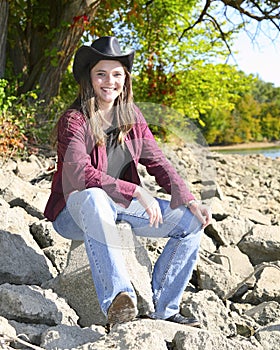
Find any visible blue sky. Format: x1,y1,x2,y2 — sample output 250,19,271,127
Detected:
228,30,280,87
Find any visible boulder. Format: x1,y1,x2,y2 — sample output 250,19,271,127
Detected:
245,301,280,326
172,329,262,350
43,223,154,327
0,229,56,285
254,323,280,350
0,283,78,326
40,324,105,350
238,225,280,265
244,265,280,304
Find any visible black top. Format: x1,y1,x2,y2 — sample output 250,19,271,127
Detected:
106,127,133,180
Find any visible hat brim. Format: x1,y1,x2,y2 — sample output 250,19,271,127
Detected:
73,45,135,83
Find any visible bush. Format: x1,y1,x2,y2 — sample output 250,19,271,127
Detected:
0,79,42,159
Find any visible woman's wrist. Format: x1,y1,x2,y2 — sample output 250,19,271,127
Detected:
132,185,140,198
187,199,199,208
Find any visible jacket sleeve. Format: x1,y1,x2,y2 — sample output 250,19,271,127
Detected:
57,110,136,207
133,108,196,208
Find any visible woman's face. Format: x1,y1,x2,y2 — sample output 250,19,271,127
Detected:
90,60,126,110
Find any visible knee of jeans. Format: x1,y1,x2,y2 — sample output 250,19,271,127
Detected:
171,213,202,239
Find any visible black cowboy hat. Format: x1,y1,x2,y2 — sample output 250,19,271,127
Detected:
73,36,135,83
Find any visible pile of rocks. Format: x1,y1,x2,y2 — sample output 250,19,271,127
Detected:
0,144,279,350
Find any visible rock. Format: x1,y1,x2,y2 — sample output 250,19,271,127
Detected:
180,290,236,337
1,145,280,349
43,223,154,327
40,324,105,350
200,232,217,254
0,169,49,219
42,240,106,327
254,323,280,350
0,316,17,341
240,208,271,226
30,220,71,272
212,215,252,246
15,154,46,182
172,329,262,350
8,320,49,348
0,284,79,326
0,229,56,285
196,258,241,300
75,320,168,350
201,181,224,201
208,197,230,221
29,220,69,249
238,225,280,265
245,301,280,326
214,246,255,286
244,265,280,304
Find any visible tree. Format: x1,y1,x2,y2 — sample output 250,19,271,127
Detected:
3,0,280,119
0,0,9,78
252,79,280,140
5,0,101,106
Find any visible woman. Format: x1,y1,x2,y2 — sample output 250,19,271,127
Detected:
44,36,211,326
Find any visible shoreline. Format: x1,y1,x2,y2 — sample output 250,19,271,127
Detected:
208,141,280,151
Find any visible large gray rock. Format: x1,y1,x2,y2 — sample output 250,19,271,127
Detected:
0,284,78,326
172,329,262,350
214,246,255,286
43,240,105,326
43,223,154,327
0,168,49,219
75,320,168,350
245,301,280,326
40,324,105,350
238,225,280,265
0,229,56,285
196,258,241,300
243,265,280,304
8,320,49,347
181,290,236,337
254,323,280,350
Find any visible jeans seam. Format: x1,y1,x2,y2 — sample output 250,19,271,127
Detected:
153,238,182,309
81,208,109,304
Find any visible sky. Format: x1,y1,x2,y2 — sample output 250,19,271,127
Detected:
228,30,280,87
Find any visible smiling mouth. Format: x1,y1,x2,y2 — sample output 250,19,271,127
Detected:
102,87,115,92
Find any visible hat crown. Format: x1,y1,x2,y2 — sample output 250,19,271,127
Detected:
91,36,123,56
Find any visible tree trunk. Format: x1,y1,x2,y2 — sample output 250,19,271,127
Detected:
0,0,9,78
7,0,100,108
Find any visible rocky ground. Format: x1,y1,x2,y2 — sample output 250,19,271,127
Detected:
0,143,279,350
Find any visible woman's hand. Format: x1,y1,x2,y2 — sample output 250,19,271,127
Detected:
133,186,163,228
188,200,212,228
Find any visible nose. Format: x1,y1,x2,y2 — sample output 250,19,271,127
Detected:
105,73,114,84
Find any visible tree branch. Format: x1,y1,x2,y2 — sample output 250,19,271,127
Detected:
206,13,233,55
222,0,280,30
178,0,212,42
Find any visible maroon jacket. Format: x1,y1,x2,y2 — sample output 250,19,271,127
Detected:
44,105,195,221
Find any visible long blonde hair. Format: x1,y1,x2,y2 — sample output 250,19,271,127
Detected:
79,65,135,146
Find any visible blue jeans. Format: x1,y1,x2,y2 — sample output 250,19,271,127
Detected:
53,188,203,319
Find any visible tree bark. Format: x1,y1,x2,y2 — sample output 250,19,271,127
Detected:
0,0,9,78
7,0,100,108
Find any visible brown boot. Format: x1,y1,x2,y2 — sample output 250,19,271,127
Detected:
107,292,137,324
